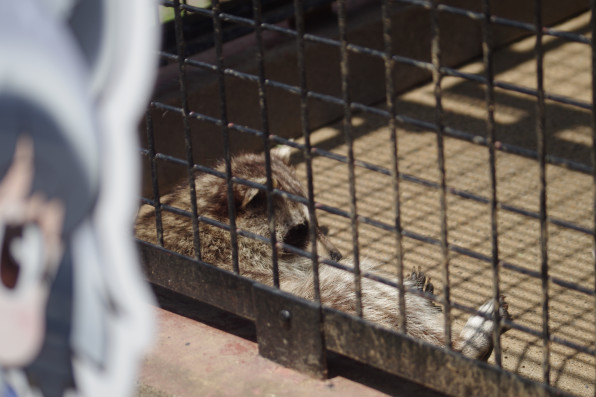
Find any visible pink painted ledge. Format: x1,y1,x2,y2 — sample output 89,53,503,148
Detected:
137,307,393,397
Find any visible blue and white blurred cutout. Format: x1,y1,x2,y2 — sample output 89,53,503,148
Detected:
0,1,158,396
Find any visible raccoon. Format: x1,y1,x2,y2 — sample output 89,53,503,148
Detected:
136,147,510,361
136,147,342,285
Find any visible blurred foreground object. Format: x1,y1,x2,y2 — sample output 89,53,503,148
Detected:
0,1,159,396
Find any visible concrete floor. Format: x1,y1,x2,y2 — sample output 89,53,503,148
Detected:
137,11,595,397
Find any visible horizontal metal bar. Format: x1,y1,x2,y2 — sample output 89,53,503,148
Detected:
153,152,188,167
150,88,593,177
140,196,155,207
323,308,572,397
397,0,590,45
165,39,592,112
147,133,594,241
493,81,592,111
161,0,337,55
138,241,595,379
163,0,591,48
138,241,256,319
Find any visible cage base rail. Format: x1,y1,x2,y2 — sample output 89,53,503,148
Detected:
138,241,572,396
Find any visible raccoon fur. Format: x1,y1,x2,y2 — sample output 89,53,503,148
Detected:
136,147,510,361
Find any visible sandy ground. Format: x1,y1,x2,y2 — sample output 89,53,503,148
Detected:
138,11,596,397
289,11,595,396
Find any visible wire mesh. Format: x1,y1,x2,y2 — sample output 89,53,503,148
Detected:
140,0,596,395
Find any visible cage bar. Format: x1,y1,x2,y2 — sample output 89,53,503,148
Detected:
430,0,452,350
292,0,323,304
210,0,241,273
173,0,202,261
144,109,165,248
481,0,503,368
382,0,407,335
591,3,596,397
337,0,363,319
251,0,280,287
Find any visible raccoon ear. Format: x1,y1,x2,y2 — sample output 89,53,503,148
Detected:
239,177,278,208
240,185,262,209
271,145,292,165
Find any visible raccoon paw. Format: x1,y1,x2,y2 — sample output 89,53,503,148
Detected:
424,279,434,295
476,295,511,333
497,295,511,332
407,266,434,294
458,295,512,361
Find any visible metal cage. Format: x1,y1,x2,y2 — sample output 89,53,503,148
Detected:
138,0,596,395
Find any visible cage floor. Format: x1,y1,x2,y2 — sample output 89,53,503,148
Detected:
292,11,595,396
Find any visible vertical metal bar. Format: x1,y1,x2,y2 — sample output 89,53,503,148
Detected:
534,0,550,386
590,2,596,395
293,0,321,303
212,0,240,273
430,0,452,350
381,0,406,333
145,109,165,247
173,0,202,261
337,0,363,318
481,0,502,367
253,0,280,287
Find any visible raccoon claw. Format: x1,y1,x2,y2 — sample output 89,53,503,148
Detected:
498,295,511,332
407,266,425,288
407,266,434,294
424,278,434,295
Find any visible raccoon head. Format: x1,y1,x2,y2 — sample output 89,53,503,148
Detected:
197,147,342,265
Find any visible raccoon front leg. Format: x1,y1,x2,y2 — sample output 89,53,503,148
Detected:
456,295,511,361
